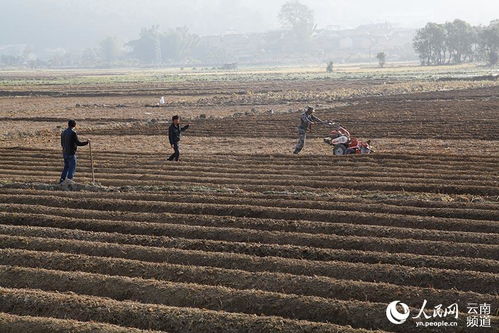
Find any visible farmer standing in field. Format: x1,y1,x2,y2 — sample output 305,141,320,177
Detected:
293,106,325,154
168,115,190,161
59,119,89,184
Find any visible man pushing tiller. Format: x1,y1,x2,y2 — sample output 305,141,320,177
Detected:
293,106,329,154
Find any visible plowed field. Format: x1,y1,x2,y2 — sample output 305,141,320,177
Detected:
0,69,498,332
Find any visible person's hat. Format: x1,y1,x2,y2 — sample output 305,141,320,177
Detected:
306,106,314,113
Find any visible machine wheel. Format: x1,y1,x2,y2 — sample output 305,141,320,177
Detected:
333,144,347,156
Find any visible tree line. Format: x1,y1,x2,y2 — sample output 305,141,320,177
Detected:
413,19,499,66
1,1,497,68
0,1,319,68
101,1,316,66
101,26,200,65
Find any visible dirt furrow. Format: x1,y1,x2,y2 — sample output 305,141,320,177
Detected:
1,155,496,176
2,171,497,195
0,287,366,333
0,150,497,172
1,187,497,222
1,213,497,260
0,221,496,273
1,168,496,193
1,206,497,246
2,183,497,211
1,248,495,307
0,159,493,180
0,234,497,294
1,162,495,185
1,194,497,234
0,264,398,326
0,312,166,333
3,148,498,162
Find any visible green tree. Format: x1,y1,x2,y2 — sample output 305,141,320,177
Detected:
413,28,431,65
376,52,386,68
326,61,334,73
444,19,476,64
0,55,23,66
99,37,122,64
413,23,446,65
160,27,200,62
279,1,316,44
81,48,99,67
413,19,497,66
127,26,199,64
127,25,162,64
478,20,499,65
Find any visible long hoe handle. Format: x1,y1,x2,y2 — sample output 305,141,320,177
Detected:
89,142,95,184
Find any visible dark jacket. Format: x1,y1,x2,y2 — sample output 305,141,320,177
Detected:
61,128,88,155
168,124,189,145
298,112,323,131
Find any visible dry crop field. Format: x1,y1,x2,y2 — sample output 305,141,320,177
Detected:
0,66,498,332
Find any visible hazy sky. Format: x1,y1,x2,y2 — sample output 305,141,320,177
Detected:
1,0,498,48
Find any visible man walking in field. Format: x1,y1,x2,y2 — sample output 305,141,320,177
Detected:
60,119,89,184
168,115,190,161
293,106,325,154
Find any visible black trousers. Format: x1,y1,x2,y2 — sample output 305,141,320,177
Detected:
168,143,180,161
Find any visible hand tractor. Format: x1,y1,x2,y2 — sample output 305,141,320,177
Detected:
323,123,374,155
